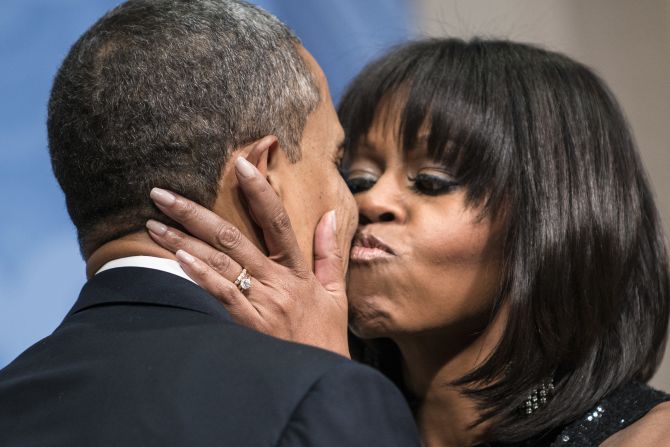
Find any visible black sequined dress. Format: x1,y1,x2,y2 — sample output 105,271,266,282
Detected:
512,382,670,446
353,340,670,446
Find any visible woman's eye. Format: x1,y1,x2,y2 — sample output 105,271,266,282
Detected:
345,175,377,194
410,173,459,196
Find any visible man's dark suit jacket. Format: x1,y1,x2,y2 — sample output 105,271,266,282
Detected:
0,267,420,446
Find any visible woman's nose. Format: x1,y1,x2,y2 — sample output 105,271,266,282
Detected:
356,181,405,225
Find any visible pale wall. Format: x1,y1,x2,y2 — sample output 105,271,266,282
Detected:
416,0,670,392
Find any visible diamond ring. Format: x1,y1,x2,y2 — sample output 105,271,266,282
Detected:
234,268,252,292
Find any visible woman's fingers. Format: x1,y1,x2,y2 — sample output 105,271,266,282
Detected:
174,249,262,327
313,210,346,297
149,187,268,275
146,219,242,282
234,156,305,270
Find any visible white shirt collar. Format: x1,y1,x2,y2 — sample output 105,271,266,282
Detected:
96,255,197,285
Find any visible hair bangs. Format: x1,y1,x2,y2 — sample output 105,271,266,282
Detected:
339,39,514,219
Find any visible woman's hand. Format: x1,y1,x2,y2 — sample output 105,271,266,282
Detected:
145,156,350,358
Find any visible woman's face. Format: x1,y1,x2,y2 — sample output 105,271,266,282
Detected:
345,110,504,341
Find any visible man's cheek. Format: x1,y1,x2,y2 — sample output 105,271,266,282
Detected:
336,187,357,244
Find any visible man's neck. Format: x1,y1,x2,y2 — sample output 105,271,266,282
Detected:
86,188,264,279
86,232,177,279
85,159,267,279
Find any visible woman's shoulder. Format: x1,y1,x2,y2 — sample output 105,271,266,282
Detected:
600,400,670,446
549,381,670,446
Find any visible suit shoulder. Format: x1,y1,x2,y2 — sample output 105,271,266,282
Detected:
277,360,420,447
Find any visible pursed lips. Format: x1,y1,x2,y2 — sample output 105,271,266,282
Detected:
350,232,396,262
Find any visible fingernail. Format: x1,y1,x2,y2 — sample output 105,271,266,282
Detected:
176,249,195,264
150,188,176,207
235,156,258,178
146,219,167,236
328,210,337,232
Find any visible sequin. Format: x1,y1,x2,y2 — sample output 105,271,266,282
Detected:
540,382,668,446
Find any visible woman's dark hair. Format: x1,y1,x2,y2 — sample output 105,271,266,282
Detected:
339,38,669,442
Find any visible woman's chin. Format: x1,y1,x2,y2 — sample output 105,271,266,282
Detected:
348,302,395,339
349,319,385,339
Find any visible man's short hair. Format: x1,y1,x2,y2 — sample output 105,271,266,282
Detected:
48,0,320,258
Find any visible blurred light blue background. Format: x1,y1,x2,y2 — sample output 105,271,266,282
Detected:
0,0,411,367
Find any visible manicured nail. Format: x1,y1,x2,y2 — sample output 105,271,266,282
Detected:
235,156,258,178
176,249,195,264
146,219,167,236
150,188,176,207
328,210,337,232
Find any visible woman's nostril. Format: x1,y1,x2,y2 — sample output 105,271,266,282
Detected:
379,212,394,222
358,210,395,225
359,214,372,226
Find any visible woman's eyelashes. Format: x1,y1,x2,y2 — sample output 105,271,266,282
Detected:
345,174,377,194
409,172,460,196
344,170,459,196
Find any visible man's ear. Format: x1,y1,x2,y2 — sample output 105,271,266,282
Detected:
246,135,278,177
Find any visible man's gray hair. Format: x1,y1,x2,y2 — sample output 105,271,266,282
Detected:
48,0,321,257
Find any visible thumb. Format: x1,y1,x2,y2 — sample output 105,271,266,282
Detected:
313,210,345,296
